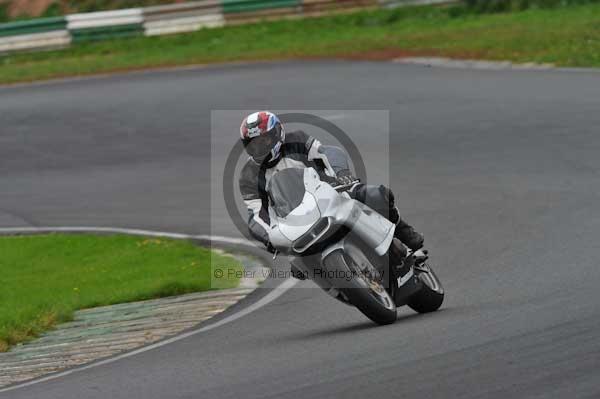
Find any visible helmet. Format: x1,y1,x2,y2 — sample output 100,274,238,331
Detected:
240,111,285,164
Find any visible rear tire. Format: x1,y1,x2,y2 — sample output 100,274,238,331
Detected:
323,250,397,325
407,263,444,313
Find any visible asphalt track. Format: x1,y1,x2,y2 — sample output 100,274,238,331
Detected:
1,60,600,398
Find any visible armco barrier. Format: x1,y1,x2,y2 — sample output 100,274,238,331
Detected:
222,0,301,24
224,7,300,24
70,24,144,43
67,9,144,42
144,15,224,35
380,0,455,7
144,1,222,21
0,17,66,37
0,30,70,54
0,0,456,55
302,0,379,15
66,9,144,30
143,1,224,36
222,0,301,14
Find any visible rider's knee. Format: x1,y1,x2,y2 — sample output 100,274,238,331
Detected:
355,184,399,223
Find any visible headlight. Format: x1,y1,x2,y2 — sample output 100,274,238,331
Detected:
292,218,331,253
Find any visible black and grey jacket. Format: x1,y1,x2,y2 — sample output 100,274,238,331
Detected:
239,130,347,247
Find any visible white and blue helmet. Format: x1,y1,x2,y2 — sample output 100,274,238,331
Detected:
240,111,285,164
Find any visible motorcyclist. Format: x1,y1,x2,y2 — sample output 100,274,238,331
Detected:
238,111,424,258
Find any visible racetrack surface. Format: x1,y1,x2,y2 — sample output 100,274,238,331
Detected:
1,61,600,398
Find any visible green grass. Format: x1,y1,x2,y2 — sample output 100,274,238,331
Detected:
0,234,242,352
0,3,599,84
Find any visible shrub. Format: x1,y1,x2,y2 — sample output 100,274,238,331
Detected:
462,0,600,13
0,3,9,22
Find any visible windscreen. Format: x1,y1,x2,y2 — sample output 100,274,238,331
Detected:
267,168,307,218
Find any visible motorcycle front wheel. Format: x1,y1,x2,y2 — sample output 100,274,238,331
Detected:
323,249,397,325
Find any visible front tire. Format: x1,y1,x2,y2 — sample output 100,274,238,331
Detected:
323,250,397,325
407,263,444,313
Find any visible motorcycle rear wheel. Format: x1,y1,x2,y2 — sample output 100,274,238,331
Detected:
407,263,444,313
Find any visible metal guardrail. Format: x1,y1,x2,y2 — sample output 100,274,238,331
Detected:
0,16,66,37
67,9,145,42
302,0,379,16
70,24,144,43
143,1,222,21
0,30,70,54
0,0,456,55
222,0,301,14
144,15,224,36
143,0,224,35
66,9,144,30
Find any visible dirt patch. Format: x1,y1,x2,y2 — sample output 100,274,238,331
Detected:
330,47,488,61
5,0,55,18
0,48,494,87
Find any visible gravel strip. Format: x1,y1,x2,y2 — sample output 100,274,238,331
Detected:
0,254,267,388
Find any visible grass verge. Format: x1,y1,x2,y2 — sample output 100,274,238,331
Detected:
0,234,242,352
0,3,599,84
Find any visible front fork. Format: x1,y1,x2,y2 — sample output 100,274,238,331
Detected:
290,254,354,306
388,241,428,306
291,240,428,307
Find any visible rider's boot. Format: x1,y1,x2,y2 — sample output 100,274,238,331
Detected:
388,238,407,272
390,207,424,251
388,238,417,306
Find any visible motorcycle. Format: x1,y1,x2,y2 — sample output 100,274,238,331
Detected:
267,167,444,325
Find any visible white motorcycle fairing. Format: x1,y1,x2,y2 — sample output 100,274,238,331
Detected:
267,168,395,256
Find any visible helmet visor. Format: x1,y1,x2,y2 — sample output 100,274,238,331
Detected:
245,129,278,161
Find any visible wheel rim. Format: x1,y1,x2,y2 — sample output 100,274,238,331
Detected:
343,246,396,311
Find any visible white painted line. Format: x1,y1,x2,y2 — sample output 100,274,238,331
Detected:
0,226,248,246
0,227,299,394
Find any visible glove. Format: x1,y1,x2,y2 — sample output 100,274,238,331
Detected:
320,174,340,186
336,169,359,186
